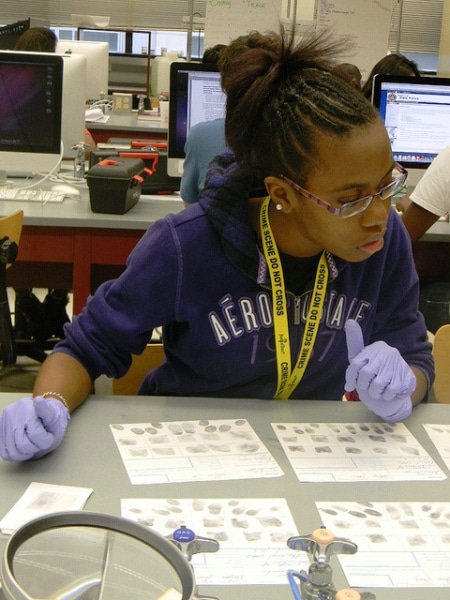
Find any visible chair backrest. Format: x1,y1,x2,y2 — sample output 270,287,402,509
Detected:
112,343,165,395
0,210,23,266
432,323,450,403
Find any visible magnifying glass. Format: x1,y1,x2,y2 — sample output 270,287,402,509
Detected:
0,511,198,600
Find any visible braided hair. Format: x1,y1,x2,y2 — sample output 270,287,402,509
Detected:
221,29,379,185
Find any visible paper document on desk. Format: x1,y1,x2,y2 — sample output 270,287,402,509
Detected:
272,421,446,482
0,481,93,534
317,500,450,588
110,419,283,485
423,424,450,472
121,497,307,585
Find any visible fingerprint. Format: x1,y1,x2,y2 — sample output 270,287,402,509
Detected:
400,503,413,516
208,444,231,452
129,508,142,514
210,531,228,541
244,531,262,541
400,520,419,529
335,520,352,529
432,521,450,529
230,430,253,440
368,534,387,543
182,422,196,434
145,427,159,434
359,425,370,432
271,532,289,542
315,446,332,453
430,511,442,519
168,424,183,435
372,446,388,454
151,422,163,429
305,427,315,433
421,504,432,512
203,518,224,528
234,419,247,426
232,506,246,515
328,425,341,433
349,511,367,519
131,427,145,435
276,424,287,430
201,432,220,441
153,509,171,515
119,438,136,446
369,435,386,443
258,516,283,527
208,504,222,514
337,436,355,443
346,425,357,434
386,505,400,519
111,424,124,430
129,448,148,457
441,534,450,544
321,508,338,516
204,425,217,432
391,434,407,443
186,445,209,453
288,445,305,452
294,428,305,434
228,500,240,506
310,423,320,428
364,508,382,517
381,424,394,433
167,506,183,513
152,447,176,456
407,536,427,547
246,509,259,516
232,518,249,529
400,446,420,456
192,499,205,511
345,446,362,454
165,519,182,529
136,518,154,527
282,436,298,443
219,424,231,432
148,435,170,444
239,443,259,453
372,426,385,434
366,520,381,528
166,499,181,506
311,435,329,442
198,420,209,426
178,434,196,443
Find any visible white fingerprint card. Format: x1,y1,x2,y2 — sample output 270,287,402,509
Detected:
317,501,450,588
423,424,450,473
272,422,446,482
110,419,283,485
121,497,306,585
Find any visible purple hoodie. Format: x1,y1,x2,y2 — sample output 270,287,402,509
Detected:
55,154,434,399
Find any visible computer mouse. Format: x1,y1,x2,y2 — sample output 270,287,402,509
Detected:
50,183,81,197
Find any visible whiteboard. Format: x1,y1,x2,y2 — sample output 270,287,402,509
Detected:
204,0,283,48
315,0,396,80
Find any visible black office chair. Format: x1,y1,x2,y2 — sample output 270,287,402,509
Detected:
0,210,58,372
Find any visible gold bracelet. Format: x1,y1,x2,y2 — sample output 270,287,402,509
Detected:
41,392,70,411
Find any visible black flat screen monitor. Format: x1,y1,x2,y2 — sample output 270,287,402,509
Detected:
167,62,226,177
0,50,63,176
372,74,450,185
0,19,30,50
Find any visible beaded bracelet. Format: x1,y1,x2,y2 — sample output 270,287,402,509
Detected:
41,392,70,411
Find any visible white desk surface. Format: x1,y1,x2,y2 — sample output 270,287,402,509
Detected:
0,393,449,600
86,111,168,134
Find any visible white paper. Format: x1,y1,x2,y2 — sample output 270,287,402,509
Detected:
0,482,93,534
423,424,450,472
121,497,306,585
317,501,450,588
272,421,446,482
110,419,283,485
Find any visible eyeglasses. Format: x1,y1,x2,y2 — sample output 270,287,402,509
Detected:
279,163,408,219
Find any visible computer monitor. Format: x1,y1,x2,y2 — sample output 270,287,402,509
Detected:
0,19,30,50
372,74,450,186
167,62,226,178
0,50,63,176
56,39,109,101
59,53,87,159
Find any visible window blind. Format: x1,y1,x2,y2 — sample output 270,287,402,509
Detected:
0,1,207,31
389,0,444,53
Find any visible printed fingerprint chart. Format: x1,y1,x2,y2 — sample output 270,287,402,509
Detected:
110,419,283,485
272,422,446,482
316,501,450,588
121,497,306,585
423,424,450,472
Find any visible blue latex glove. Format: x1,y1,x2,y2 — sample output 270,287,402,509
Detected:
344,319,415,422
0,396,70,461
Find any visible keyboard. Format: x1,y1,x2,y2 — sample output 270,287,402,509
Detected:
0,187,66,203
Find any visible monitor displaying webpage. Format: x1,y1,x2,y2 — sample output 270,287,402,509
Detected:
186,71,226,130
377,80,450,165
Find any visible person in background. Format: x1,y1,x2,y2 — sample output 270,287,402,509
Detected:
400,146,450,241
180,44,229,206
0,28,433,462
331,62,362,89
13,26,71,341
361,52,420,99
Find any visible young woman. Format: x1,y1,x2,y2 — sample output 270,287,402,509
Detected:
0,31,433,461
